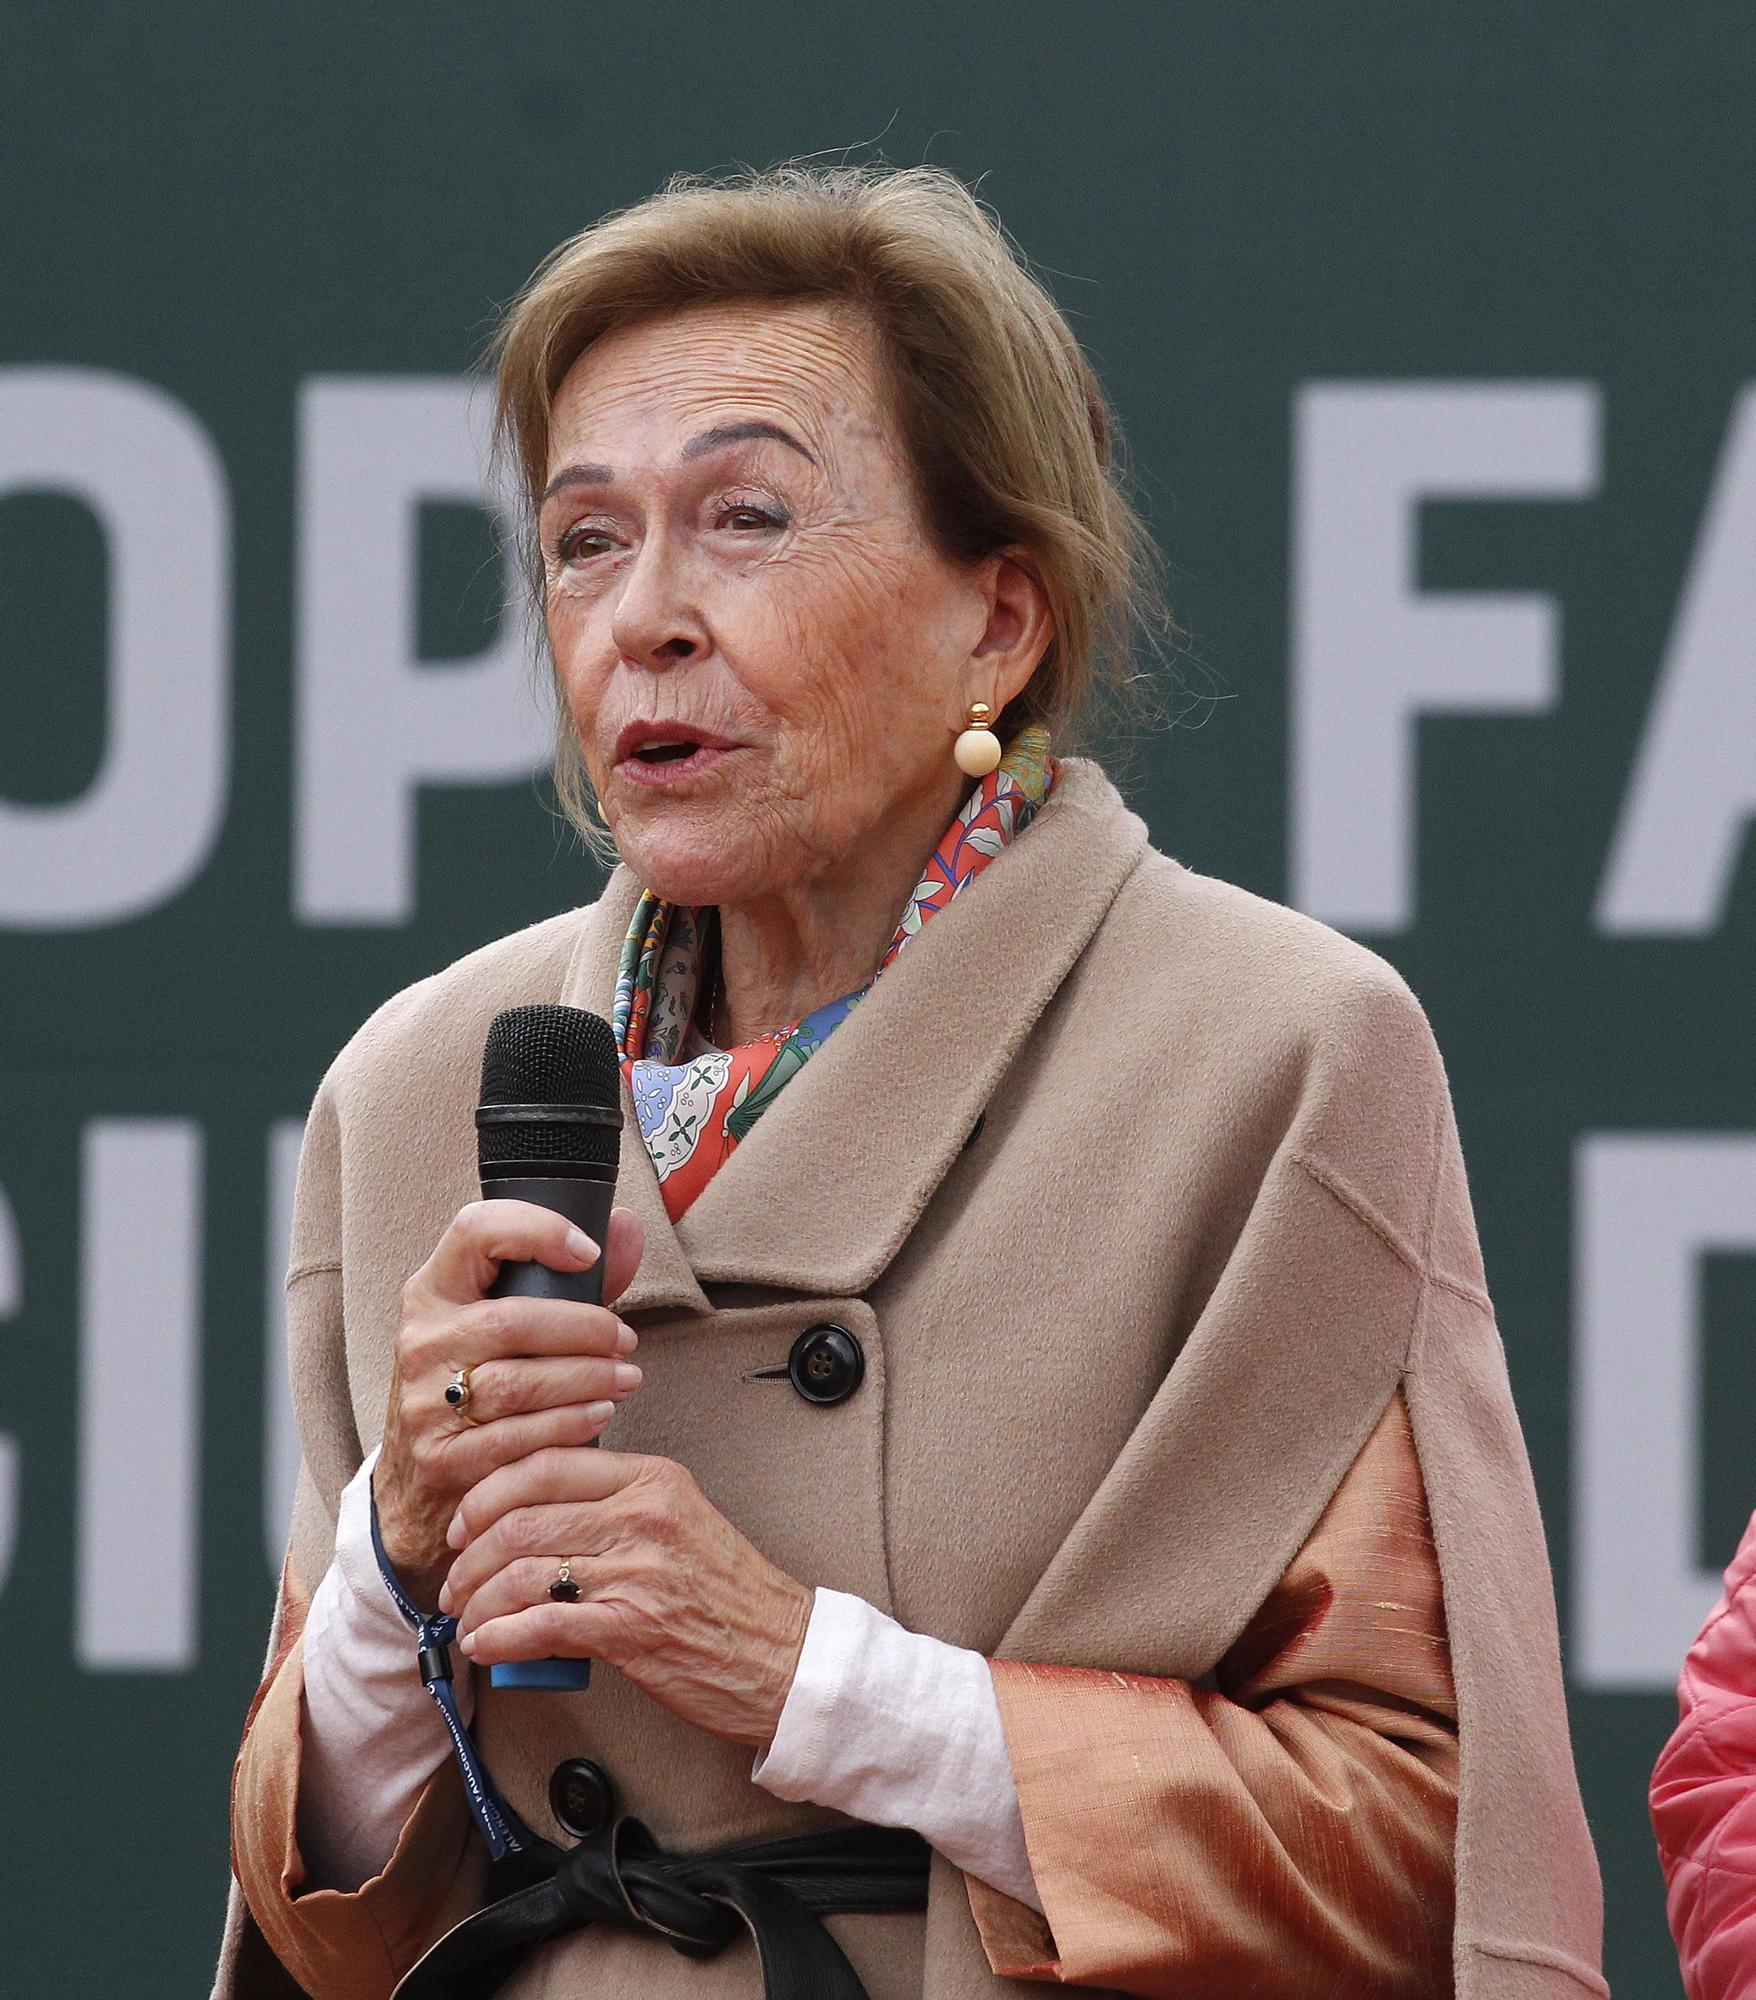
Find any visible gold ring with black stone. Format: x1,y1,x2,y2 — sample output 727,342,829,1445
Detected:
444,1366,475,1420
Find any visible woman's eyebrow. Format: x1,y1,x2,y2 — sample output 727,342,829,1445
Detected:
539,421,817,505
681,420,818,466
540,462,614,504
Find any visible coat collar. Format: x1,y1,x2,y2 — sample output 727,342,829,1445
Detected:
560,758,1148,1310
557,866,712,1318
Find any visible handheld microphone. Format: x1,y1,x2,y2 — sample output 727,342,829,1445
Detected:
475,1004,623,1691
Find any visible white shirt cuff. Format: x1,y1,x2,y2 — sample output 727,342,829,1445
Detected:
752,1587,1041,1912
298,1446,472,1889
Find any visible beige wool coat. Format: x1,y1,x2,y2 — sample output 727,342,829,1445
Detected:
217,759,1604,1999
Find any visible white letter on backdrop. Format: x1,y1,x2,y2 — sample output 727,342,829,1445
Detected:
76,1121,204,1669
1598,386,1756,934
264,1119,305,1568
0,1182,19,1600
0,368,230,928
294,377,550,923
1290,382,1599,930
1573,1133,1756,1691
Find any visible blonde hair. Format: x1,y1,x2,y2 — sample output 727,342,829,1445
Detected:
492,162,1162,840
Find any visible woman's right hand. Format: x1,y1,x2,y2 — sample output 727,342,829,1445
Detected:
373,1199,646,1606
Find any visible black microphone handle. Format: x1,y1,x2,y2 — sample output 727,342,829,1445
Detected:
479,1168,618,1691
481,1173,616,1309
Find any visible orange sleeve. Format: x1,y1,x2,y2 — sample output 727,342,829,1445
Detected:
968,1391,1457,1998
229,1561,477,2000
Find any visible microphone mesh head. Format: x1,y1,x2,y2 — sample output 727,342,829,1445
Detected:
478,1005,621,1169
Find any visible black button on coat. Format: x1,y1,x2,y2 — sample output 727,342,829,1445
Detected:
550,1758,617,1840
787,1324,865,1405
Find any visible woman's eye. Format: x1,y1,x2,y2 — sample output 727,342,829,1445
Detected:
556,526,616,562
718,505,785,533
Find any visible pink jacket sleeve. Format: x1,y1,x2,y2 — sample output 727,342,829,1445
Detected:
1653,1511,1756,1999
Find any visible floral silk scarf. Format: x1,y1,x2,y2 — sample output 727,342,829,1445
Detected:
613,727,1055,1220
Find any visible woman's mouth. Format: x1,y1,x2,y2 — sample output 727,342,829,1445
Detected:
613,723,742,787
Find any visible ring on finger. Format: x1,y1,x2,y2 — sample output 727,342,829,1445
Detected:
444,1366,477,1422
548,1557,582,1604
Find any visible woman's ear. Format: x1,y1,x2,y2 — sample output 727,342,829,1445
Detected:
969,550,1054,713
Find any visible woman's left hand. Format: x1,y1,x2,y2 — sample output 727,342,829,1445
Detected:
437,1446,814,1748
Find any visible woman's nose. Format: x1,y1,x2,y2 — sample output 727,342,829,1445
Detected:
609,534,706,669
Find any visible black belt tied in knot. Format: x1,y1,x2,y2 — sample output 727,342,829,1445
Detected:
393,1817,932,2000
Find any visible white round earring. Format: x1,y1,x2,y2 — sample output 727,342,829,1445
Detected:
953,701,1003,777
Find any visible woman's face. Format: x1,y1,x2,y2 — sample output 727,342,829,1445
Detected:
539,300,1041,908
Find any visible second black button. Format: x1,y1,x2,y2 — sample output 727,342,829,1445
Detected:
549,1757,616,1840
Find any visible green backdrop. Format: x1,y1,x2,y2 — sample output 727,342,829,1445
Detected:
5,8,1753,1993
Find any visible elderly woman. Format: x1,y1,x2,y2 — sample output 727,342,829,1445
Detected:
217,166,1603,2000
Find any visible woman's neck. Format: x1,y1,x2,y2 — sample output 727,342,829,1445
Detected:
711,780,965,1045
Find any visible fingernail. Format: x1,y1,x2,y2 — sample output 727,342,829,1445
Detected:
458,1631,477,1656
614,1361,642,1392
446,1513,466,1549
567,1226,598,1263
586,1399,616,1424
438,1581,454,1613
615,1321,639,1355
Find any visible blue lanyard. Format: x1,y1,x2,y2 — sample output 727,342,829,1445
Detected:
366,1484,541,1865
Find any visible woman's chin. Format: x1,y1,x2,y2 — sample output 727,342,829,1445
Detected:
608,812,771,910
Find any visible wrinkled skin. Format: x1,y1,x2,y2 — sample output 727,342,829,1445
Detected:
542,299,1051,1039
441,1445,814,1748
373,1201,646,1605
387,301,1051,1747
